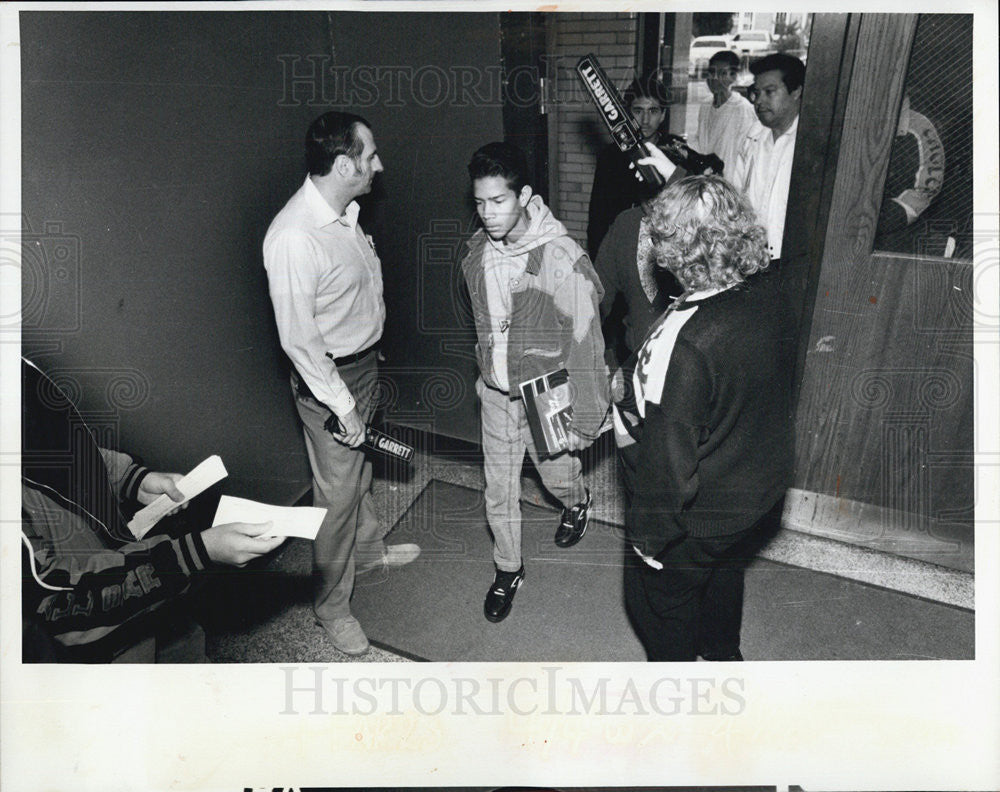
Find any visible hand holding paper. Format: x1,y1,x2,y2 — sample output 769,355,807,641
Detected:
128,455,228,539
212,495,327,541
137,472,187,512
201,521,286,566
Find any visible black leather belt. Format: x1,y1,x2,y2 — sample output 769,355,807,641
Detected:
293,344,380,403
328,343,379,368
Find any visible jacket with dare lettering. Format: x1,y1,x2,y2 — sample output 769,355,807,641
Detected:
21,358,212,659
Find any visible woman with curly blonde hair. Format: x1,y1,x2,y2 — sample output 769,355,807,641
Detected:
646,173,771,292
615,150,797,662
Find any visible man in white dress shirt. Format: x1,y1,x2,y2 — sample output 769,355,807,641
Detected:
263,111,419,655
691,50,758,182
730,53,805,260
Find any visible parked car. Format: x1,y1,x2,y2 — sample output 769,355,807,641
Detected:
729,30,774,56
688,35,733,76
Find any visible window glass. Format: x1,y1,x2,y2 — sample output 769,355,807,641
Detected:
684,13,811,133
874,14,973,259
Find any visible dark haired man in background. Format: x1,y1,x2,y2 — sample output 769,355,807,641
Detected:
730,52,806,261
586,71,673,260
263,111,418,656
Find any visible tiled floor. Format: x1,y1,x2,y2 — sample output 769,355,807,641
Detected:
205,437,975,664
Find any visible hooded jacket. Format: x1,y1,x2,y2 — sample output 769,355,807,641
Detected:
461,195,611,439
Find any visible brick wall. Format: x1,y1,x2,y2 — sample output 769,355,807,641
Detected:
546,12,639,247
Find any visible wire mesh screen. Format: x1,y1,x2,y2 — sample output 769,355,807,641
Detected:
873,14,973,259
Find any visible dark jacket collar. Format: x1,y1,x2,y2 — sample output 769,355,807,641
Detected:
673,278,757,310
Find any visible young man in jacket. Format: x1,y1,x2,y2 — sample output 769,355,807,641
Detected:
462,141,611,623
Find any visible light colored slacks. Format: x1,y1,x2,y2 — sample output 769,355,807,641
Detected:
478,377,586,572
294,356,384,624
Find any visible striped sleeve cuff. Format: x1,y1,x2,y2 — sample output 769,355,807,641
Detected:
121,464,151,503
174,530,213,575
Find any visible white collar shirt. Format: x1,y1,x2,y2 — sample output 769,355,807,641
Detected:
263,176,385,417
695,91,759,186
732,115,799,259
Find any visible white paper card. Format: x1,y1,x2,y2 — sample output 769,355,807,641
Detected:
127,455,228,539
211,495,326,541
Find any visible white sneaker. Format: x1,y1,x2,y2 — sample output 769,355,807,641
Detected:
319,616,370,655
357,543,421,575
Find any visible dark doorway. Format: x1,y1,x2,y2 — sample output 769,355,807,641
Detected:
500,12,549,200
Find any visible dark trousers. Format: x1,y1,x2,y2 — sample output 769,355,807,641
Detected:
622,496,783,662
623,527,753,662
617,441,781,661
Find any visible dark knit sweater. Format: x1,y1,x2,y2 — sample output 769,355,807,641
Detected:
626,271,796,556
587,144,655,260
587,140,688,260
594,206,683,353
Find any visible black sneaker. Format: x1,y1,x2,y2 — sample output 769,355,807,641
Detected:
484,565,525,623
554,488,591,548
700,648,744,662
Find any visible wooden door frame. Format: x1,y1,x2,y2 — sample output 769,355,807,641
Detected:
781,13,864,400
784,14,976,568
